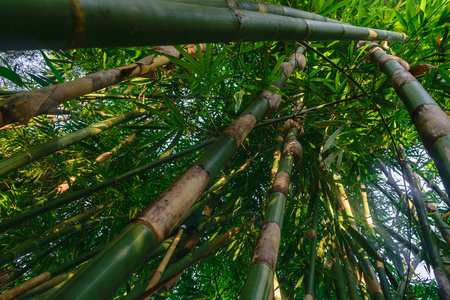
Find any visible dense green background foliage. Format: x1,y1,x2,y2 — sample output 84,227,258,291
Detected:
0,0,449,299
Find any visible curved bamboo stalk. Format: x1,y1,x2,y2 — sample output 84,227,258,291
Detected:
360,41,450,199
0,138,214,232
241,119,303,299
0,110,143,177
0,0,405,51
49,45,305,300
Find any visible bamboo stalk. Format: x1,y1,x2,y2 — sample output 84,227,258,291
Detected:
0,0,405,51
305,187,321,300
360,41,450,198
0,110,143,177
0,219,98,268
397,149,450,298
122,224,248,300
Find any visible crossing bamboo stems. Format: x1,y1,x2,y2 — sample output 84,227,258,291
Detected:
49,46,305,300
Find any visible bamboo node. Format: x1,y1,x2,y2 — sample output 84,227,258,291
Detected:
283,140,303,165
261,85,282,116
271,171,290,197
412,103,450,149
289,53,306,72
391,69,417,92
222,113,257,146
377,54,410,71
251,222,281,269
69,0,86,48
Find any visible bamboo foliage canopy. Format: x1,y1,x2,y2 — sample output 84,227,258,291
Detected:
0,0,449,299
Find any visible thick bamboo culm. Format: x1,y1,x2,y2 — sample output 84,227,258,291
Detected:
0,110,143,177
48,45,306,300
241,120,303,299
0,0,405,51
360,41,450,198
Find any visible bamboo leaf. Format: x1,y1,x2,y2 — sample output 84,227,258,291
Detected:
161,96,186,127
40,50,64,83
0,66,23,86
234,89,244,113
323,125,344,152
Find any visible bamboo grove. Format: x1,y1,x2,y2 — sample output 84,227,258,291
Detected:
0,0,449,299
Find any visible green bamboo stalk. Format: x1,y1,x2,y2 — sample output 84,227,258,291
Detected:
305,187,321,300
332,177,385,300
49,46,305,300
0,110,143,177
341,246,360,300
241,120,303,300
15,210,242,300
322,196,359,300
16,272,76,300
0,0,405,51
330,249,348,300
361,41,450,198
167,0,345,24
397,149,450,298
360,184,393,300
0,138,214,232
1,232,76,294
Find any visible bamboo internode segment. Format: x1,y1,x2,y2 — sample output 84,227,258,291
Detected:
360,41,450,198
0,0,405,51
